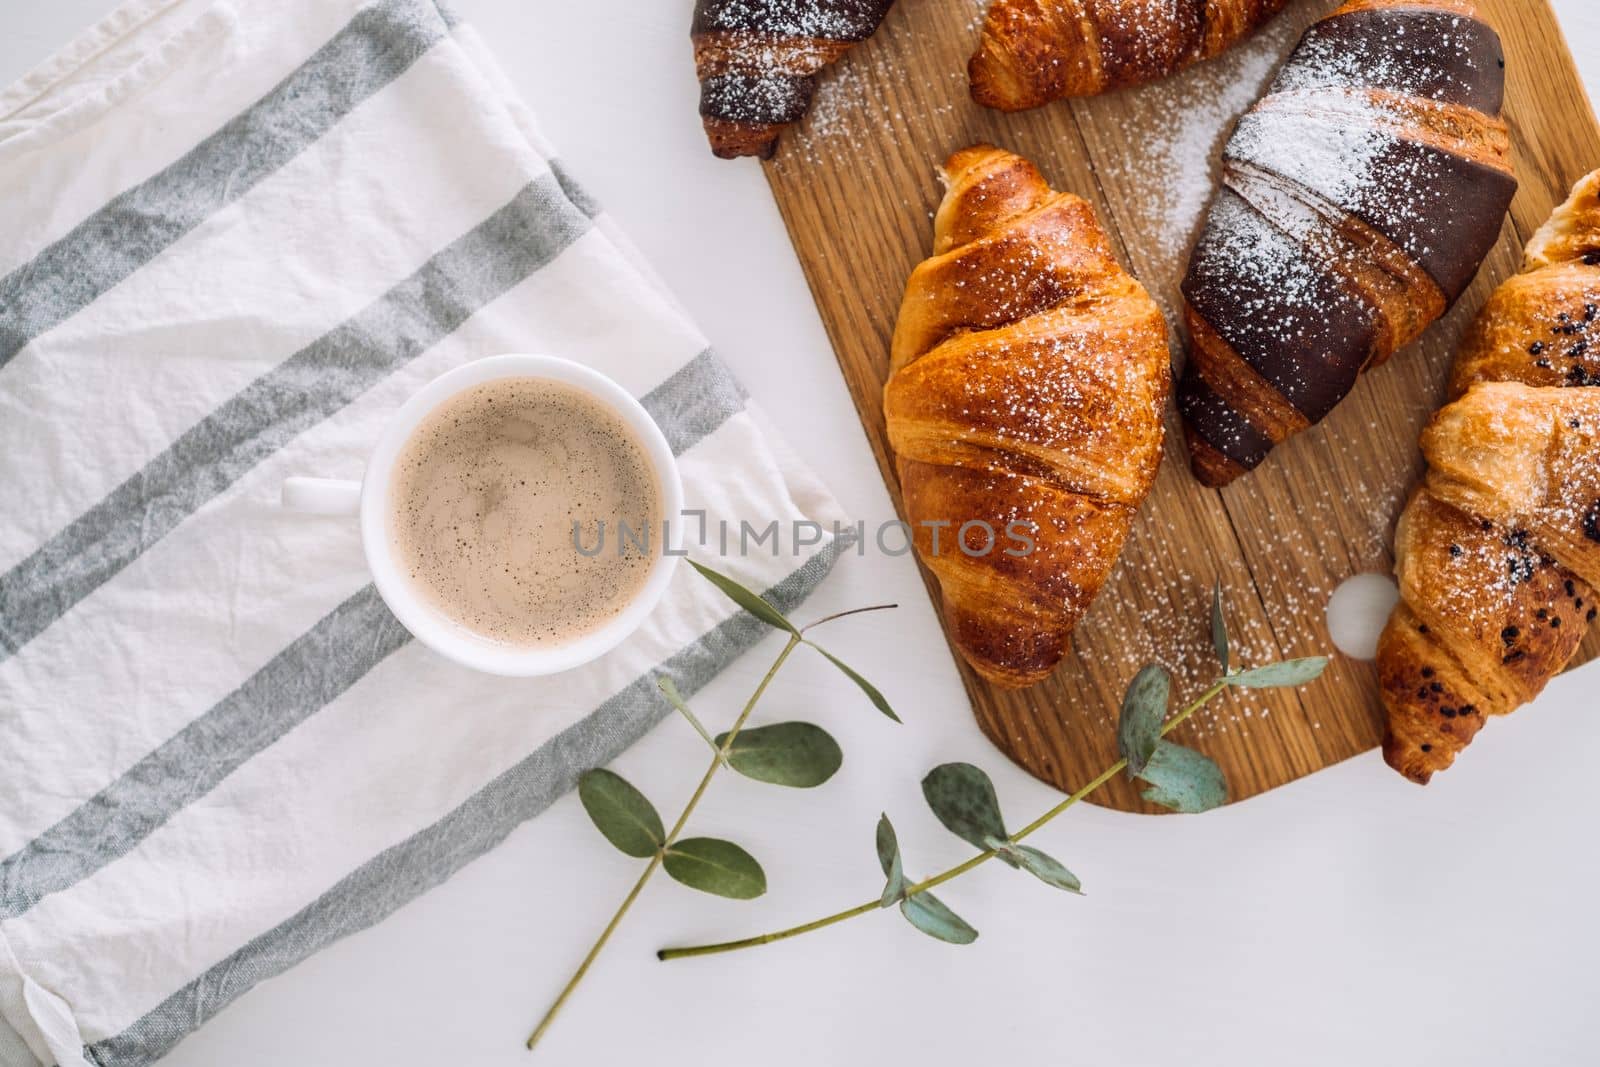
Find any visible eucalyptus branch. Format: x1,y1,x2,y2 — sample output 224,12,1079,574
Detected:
526,634,798,1050
658,585,1329,961
655,679,1229,961
524,562,900,1054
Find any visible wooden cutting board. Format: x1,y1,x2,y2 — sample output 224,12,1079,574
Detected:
759,0,1600,811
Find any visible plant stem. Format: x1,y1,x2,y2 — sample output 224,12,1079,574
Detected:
525,853,662,1049
656,678,1230,962
526,634,803,1050
801,603,899,633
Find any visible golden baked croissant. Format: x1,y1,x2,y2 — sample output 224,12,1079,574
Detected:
1178,0,1517,487
884,145,1169,688
969,0,1292,110
691,0,897,159
1377,169,1600,784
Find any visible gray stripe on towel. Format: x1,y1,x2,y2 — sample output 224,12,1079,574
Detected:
86,541,849,1067
0,585,407,922
0,176,589,664
433,0,463,28
651,348,748,455
548,159,603,219
0,0,451,369
0,348,743,920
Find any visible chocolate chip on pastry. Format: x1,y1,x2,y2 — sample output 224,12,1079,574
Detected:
1378,168,1600,783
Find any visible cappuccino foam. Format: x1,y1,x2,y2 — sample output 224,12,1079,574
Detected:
389,377,662,647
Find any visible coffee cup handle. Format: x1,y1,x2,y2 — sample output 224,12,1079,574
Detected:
281,476,362,516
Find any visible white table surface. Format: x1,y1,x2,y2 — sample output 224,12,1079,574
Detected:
3,2,1598,1065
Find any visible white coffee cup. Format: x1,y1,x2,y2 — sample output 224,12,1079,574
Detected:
283,354,684,677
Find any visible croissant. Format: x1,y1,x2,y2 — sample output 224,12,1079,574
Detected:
1377,170,1600,784
969,0,1292,110
884,145,1169,687
691,0,897,159
1177,0,1517,487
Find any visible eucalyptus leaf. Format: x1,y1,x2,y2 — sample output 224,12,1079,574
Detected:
1211,583,1230,674
689,560,799,635
809,643,901,722
713,722,843,788
921,763,1008,851
1137,740,1228,814
658,676,722,759
662,837,767,900
875,814,907,908
1010,844,1083,894
657,675,689,711
1117,664,1172,777
981,835,1023,869
577,769,664,859
1226,657,1330,690
900,890,979,945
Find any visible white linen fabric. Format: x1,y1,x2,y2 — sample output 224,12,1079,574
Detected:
0,1,849,1063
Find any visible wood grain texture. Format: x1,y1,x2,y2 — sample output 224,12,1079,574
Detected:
759,0,1600,812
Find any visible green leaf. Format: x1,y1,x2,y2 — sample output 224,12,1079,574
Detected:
981,835,1022,869
879,815,979,940
713,722,843,788
809,643,901,722
1010,844,1082,893
985,836,1078,889
1137,740,1228,814
1211,583,1230,675
658,677,722,759
689,560,799,635
1117,665,1172,777
900,890,979,945
657,675,689,710
662,838,767,899
1226,657,1329,690
921,763,1008,852
875,814,907,908
578,769,664,859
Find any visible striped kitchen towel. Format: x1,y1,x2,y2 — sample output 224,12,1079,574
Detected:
0,1,850,1064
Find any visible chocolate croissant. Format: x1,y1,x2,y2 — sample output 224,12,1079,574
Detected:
1178,0,1517,487
691,0,896,159
970,0,1292,110
1377,170,1600,784
885,146,1170,687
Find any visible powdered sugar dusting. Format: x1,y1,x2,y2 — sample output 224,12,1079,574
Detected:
1190,190,1330,328
1223,11,1504,279
696,0,890,40
777,47,964,169
1093,15,1298,266
1273,10,1496,104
